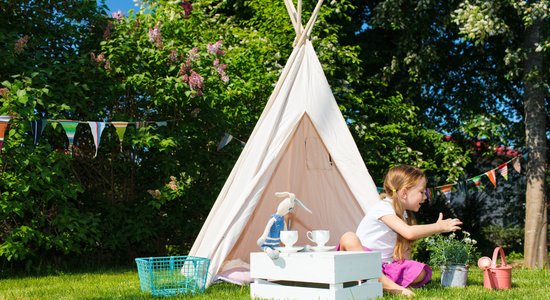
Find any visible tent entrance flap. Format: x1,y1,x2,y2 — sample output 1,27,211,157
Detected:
225,114,365,264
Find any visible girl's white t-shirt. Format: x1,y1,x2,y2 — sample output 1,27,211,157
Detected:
355,197,399,263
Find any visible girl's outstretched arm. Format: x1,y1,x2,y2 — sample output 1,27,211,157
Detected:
380,213,462,241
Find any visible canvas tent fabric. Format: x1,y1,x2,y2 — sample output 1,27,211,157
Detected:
188,6,379,287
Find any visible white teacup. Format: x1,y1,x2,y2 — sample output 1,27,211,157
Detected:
280,230,298,248
307,230,330,247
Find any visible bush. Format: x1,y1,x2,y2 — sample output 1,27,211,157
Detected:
481,225,524,252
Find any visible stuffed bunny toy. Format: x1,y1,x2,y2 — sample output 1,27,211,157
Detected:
257,192,312,259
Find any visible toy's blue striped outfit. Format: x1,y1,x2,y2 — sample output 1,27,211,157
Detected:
260,214,284,250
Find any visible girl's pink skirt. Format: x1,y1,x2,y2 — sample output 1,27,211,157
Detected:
382,260,432,288
336,244,432,288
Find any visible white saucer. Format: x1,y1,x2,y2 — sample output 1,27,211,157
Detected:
310,245,336,252
275,246,304,253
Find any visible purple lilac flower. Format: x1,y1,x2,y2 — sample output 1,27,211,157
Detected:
188,47,199,61
169,50,179,62
181,0,193,18
213,59,229,82
148,21,163,48
188,70,204,96
207,40,224,56
112,10,123,20
178,59,192,76
14,35,29,54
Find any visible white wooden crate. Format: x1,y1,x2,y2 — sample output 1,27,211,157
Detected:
250,251,382,300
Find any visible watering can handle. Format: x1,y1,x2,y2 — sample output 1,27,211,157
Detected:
491,246,507,268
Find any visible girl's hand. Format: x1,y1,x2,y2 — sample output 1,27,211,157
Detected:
436,213,462,233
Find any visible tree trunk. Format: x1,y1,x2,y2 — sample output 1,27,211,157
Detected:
522,18,548,269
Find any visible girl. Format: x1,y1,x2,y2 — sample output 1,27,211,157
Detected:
339,165,462,296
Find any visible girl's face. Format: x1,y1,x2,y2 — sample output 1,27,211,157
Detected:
401,177,427,212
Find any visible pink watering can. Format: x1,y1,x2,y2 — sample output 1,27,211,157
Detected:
477,246,512,289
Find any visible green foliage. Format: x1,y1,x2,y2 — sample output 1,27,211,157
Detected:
425,231,479,266
481,225,524,251
0,0,543,269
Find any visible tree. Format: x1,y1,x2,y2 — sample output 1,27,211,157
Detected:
0,0,111,265
452,0,548,269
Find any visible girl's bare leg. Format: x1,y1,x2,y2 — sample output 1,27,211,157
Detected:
379,275,415,296
339,232,415,297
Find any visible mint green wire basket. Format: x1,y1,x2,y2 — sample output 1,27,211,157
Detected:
135,256,210,296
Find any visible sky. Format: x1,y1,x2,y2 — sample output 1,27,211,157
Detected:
103,0,136,13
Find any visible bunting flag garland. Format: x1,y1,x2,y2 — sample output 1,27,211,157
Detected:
59,121,79,153
486,169,497,187
513,158,521,173
0,116,10,154
0,117,176,155
31,119,48,145
498,163,509,180
471,175,483,189
88,122,106,157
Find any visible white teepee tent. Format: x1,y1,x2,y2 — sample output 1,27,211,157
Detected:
189,0,380,286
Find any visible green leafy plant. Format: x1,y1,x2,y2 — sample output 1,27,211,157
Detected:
425,231,478,266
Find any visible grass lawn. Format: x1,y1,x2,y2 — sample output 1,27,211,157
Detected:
0,263,548,299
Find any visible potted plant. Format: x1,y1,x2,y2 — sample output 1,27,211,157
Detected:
425,231,478,287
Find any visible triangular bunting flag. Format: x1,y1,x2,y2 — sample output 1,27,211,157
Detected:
486,169,497,188
111,122,128,151
59,121,79,154
217,133,233,151
31,119,49,145
88,122,106,157
439,184,453,201
471,175,483,189
0,116,11,154
512,158,521,173
497,163,508,180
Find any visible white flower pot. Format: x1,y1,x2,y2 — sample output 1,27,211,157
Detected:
440,264,469,287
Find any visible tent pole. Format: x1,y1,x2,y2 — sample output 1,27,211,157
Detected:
297,0,302,37
283,0,300,35
296,0,324,47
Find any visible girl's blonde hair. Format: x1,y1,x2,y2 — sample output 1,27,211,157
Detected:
382,165,426,261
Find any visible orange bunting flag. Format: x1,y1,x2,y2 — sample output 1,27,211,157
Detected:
486,169,497,187
439,185,453,201
512,158,521,173
0,116,11,154
497,163,508,180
